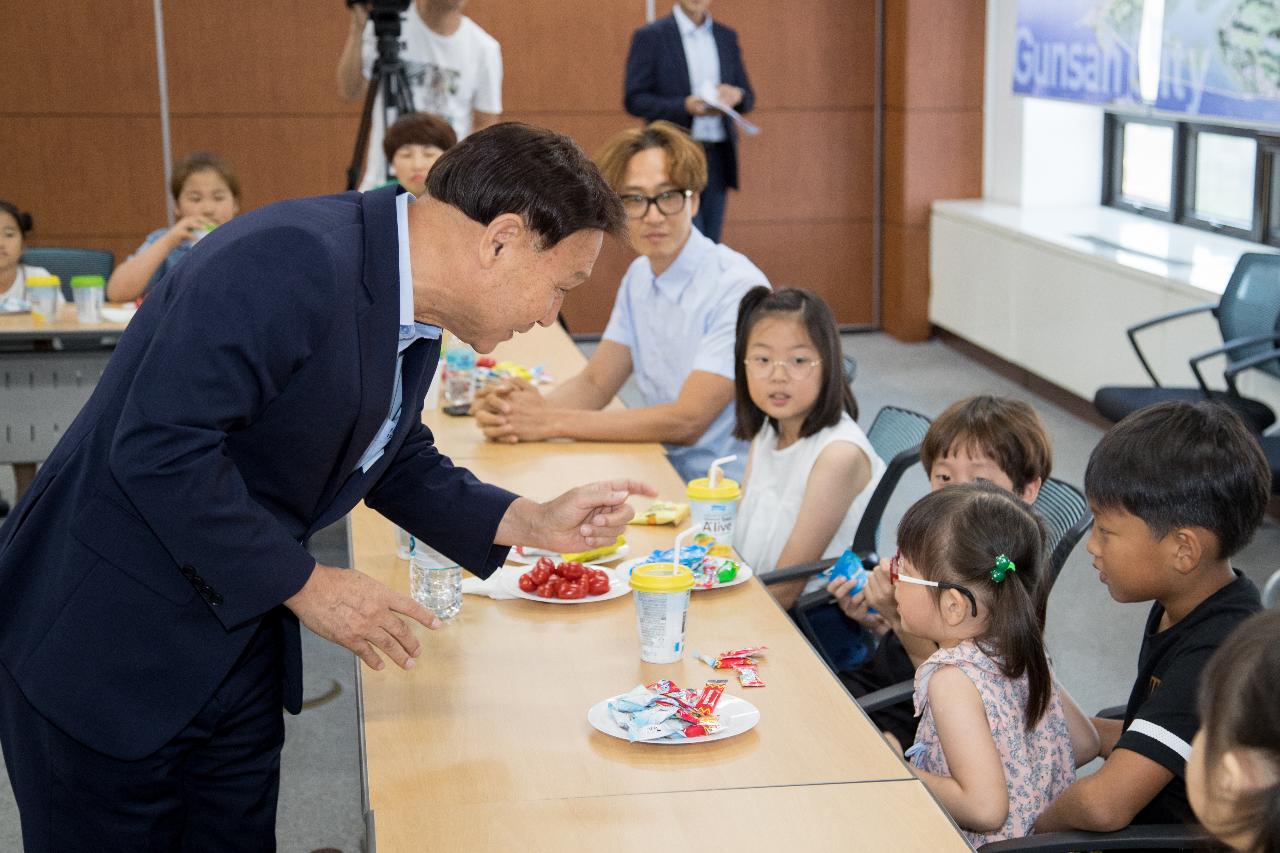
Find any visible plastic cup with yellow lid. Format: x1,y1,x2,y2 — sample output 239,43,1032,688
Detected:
25,275,61,323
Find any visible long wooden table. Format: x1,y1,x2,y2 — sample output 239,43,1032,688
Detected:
353,324,970,851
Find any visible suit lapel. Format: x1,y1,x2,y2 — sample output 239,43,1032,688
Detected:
662,16,692,97
325,187,401,501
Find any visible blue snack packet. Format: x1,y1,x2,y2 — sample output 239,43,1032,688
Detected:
819,549,869,596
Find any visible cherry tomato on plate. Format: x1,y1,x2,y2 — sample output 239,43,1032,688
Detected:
558,561,585,580
529,565,551,585
534,555,555,574
518,573,537,593
587,574,610,596
558,581,586,600
535,582,555,599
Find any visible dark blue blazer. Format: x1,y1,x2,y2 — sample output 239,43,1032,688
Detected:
0,187,516,760
624,13,755,189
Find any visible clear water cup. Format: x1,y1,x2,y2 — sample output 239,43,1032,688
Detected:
71,275,105,324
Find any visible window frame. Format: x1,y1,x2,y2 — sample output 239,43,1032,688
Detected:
1180,122,1263,242
1103,113,1181,222
1104,112,1280,249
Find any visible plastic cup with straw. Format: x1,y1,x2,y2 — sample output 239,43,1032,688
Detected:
629,525,696,664
686,454,741,547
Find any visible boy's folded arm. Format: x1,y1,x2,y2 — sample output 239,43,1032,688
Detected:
1034,748,1173,833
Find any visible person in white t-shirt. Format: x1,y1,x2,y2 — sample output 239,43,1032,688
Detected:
336,0,503,191
732,286,885,609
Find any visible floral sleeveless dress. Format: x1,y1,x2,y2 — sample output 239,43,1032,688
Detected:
908,640,1075,846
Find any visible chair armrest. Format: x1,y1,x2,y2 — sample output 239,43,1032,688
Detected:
760,557,838,586
1188,332,1280,396
1097,705,1126,720
1126,302,1218,386
1222,336,1280,397
857,678,914,713
977,824,1218,852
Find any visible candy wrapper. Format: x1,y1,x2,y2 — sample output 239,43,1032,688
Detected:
627,500,690,526
819,549,868,592
606,679,727,742
696,646,767,687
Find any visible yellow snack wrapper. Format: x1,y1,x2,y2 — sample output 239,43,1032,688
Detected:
560,535,625,563
627,500,690,526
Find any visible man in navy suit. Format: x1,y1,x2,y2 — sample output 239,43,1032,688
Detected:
0,124,646,851
624,0,755,243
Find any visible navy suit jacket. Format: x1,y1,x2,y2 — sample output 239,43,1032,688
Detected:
624,13,755,189
0,187,516,760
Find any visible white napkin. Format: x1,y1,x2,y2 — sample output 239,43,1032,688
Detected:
461,565,520,600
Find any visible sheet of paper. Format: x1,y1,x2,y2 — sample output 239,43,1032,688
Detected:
698,84,760,136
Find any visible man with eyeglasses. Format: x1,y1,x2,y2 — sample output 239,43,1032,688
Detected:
474,121,769,482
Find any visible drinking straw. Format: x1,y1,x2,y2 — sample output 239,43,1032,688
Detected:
705,454,737,489
674,525,698,574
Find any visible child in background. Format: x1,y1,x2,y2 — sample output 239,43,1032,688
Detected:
107,152,240,302
0,199,57,307
1036,401,1270,832
1188,609,1280,853
833,395,1053,746
732,287,885,608
382,112,457,198
890,482,1098,846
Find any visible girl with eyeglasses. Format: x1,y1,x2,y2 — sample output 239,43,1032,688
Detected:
889,481,1098,845
731,286,885,609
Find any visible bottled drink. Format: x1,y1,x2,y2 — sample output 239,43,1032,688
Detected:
394,527,414,561
443,338,477,409
410,543,462,620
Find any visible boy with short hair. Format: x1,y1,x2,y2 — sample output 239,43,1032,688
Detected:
1035,400,1270,832
832,395,1054,745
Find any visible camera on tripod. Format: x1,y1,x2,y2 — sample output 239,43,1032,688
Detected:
346,0,412,39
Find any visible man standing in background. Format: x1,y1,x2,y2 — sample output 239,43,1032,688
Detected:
337,0,503,190
624,0,754,243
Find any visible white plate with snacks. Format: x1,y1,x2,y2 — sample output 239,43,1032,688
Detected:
616,555,754,591
501,564,630,604
586,693,760,744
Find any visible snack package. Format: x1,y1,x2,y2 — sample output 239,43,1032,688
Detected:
819,549,869,595
606,679,730,742
735,665,765,688
627,500,690,526
561,535,625,564
696,646,767,687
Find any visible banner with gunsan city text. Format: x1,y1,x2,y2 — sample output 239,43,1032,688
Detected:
1156,0,1280,125
1012,0,1146,106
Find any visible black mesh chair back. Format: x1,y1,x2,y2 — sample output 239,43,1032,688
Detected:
851,405,933,559
1030,477,1092,591
21,247,114,301
1217,253,1280,382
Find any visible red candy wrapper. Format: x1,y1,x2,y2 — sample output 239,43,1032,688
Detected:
693,679,727,716
735,664,765,687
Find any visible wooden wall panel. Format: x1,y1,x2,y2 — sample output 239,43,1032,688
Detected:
725,221,874,322
881,0,985,341
164,3,362,116
0,1,158,114
0,117,166,248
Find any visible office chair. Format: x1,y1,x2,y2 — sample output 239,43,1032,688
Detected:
977,824,1219,851
21,246,114,301
1094,252,1280,433
761,405,933,670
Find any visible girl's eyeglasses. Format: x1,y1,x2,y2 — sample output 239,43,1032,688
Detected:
743,355,822,380
888,550,979,618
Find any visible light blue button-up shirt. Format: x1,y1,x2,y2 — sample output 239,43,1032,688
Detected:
355,192,442,473
601,227,768,482
673,4,726,143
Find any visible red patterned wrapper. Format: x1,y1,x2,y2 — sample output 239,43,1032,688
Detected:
735,665,765,687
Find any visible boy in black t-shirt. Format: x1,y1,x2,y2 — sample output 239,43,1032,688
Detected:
1036,401,1271,833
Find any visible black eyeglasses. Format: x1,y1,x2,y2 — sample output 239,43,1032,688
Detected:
619,189,693,220
889,550,979,618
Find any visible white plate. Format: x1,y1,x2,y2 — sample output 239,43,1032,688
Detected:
616,555,754,591
501,564,630,604
587,693,760,744
506,544,630,567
